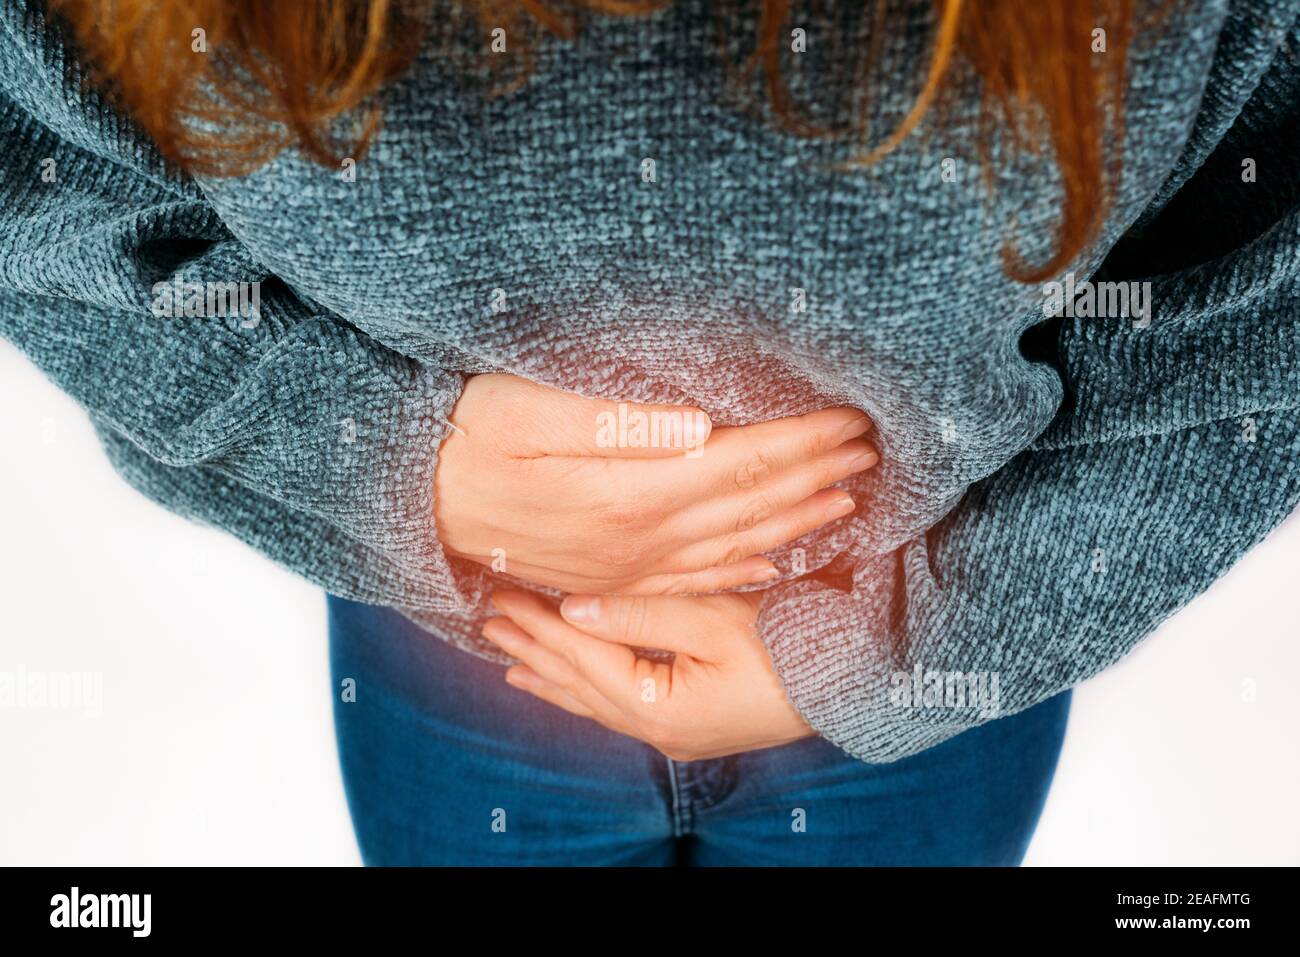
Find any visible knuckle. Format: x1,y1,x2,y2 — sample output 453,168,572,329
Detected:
815,456,847,487
553,672,581,696
610,597,651,645
655,577,691,596
592,507,657,569
733,446,777,490
715,538,751,568
595,500,650,534
800,428,830,460
734,493,774,533
562,651,585,678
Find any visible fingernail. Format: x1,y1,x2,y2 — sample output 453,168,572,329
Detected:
850,449,878,470
840,415,870,441
740,557,781,581
560,596,601,624
826,496,856,520
482,618,516,648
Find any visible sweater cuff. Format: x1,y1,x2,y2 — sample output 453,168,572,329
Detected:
343,364,486,617
755,572,971,764
203,317,484,616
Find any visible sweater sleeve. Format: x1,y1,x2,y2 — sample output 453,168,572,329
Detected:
758,6,1300,763
0,93,478,616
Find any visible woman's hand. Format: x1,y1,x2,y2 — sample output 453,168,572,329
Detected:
435,374,876,595
481,589,814,760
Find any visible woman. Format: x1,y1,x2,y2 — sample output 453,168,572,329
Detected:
1,0,1296,864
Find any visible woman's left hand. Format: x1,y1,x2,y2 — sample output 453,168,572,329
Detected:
482,589,814,761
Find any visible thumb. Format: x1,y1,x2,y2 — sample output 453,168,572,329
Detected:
536,389,712,458
558,594,720,659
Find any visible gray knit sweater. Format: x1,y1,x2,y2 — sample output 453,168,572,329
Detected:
2,0,1297,762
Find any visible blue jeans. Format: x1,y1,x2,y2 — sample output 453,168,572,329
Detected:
328,595,1070,866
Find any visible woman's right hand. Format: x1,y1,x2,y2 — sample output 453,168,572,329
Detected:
433,374,877,595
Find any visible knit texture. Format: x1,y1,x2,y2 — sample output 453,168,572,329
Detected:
2,0,1297,762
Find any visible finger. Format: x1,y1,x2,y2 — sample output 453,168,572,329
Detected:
657,438,876,545
641,407,870,505
618,555,780,596
557,593,726,661
529,382,712,459
503,665,598,720
661,487,856,573
469,552,779,594
483,617,583,691
488,590,643,708
507,665,669,750
485,617,631,727
470,556,624,593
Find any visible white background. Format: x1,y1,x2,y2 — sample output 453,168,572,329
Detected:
1,341,1296,866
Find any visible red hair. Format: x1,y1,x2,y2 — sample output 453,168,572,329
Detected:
49,0,1166,281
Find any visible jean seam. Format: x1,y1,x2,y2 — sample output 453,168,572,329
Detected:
665,758,687,837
